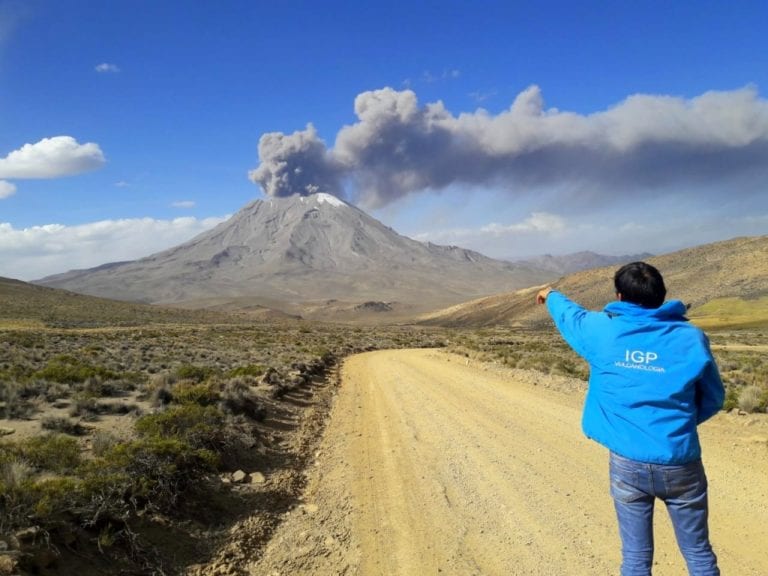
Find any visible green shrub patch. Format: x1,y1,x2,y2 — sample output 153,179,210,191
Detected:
34,354,118,384
135,404,226,450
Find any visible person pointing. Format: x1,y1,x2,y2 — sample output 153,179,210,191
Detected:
537,261,724,576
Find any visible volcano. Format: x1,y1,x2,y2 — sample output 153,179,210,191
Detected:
37,193,553,313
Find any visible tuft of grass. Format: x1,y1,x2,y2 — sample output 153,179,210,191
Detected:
0,456,34,489
91,431,121,457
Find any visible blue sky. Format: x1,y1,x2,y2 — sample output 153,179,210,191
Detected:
1,0,767,280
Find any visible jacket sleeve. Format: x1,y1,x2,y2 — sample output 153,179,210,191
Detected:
695,340,725,424
544,291,593,359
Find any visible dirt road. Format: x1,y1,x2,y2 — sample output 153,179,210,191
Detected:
250,349,768,575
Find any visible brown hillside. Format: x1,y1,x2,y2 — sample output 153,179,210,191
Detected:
419,235,768,328
0,276,236,328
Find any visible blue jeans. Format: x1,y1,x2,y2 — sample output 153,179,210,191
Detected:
609,452,719,576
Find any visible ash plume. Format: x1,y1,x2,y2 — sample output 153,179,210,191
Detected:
248,124,344,198
249,85,768,208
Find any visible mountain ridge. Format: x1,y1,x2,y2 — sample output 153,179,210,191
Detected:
511,250,655,275
419,235,768,328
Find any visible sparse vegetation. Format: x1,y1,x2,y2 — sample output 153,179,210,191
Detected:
0,315,448,573
708,332,768,414
33,354,119,384
5,434,82,473
450,327,768,415
447,327,590,381
1,273,766,573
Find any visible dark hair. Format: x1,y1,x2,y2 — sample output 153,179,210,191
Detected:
614,261,666,308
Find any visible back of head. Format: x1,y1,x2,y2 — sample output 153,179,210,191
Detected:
614,262,667,309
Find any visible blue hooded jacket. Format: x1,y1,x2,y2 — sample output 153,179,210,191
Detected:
546,291,724,464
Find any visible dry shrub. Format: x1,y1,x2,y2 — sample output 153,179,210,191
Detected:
172,380,220,406
91,431,120,457
69,395,100,420
738,385,767,413
12,435,82,473
41,416,86,436
173,364,217,383
219,377,265,421
135,404,226,450
0,554,17,575
0,457,33,488
143,373,175,407
0,381,42,420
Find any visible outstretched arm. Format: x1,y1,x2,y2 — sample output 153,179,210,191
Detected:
537,288,593,359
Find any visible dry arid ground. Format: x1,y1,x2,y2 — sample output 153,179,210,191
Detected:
2,277,766,575
246,349,768,576
0,321,447,575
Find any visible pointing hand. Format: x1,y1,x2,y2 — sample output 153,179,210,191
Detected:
536,287,553,305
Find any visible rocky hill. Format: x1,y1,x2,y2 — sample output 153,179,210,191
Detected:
37,193,553,314
419,235,768,328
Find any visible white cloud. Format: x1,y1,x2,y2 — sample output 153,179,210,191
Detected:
0,180,16,199
114,180,130,188
0,1,30,48
0,136,106,179
410,201,768,261
0,215,228,281
422,69,461,83
480,212,566,236
469,89,497,103
95,62,120,73
414,212,567,244
172,200,196,208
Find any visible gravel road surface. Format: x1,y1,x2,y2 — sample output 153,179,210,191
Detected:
250,349,768,575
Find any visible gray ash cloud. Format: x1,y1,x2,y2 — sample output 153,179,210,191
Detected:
248,124,344,198
249,85,768,208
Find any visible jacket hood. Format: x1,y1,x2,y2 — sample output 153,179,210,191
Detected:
603,299,688,321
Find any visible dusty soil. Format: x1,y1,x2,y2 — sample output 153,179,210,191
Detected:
246,349,768,576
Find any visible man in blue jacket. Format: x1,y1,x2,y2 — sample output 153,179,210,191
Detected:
536,261,724,576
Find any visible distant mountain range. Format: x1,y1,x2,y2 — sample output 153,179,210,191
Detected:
419,235,768,328
10,233,766,328
36,193,554,314
512,251,654,276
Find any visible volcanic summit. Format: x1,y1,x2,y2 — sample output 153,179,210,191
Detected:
38,193,552,313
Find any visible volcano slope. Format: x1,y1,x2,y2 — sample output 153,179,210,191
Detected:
246,349,768,576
